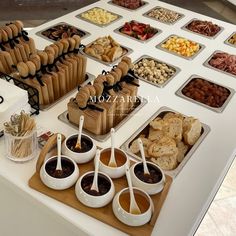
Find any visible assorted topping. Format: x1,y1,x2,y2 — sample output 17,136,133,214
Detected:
147,7,182,24
133,57,176,85
41,23,86,41
186,20,221,37
84,35,127,63
112,0,144,9
228,33,236,45
80,7,118,25
161,36,200,58
119,21,158,41
100,149,127,167
66,136,93,153
208,52,236,75
129,112,202,170
182,78,230,108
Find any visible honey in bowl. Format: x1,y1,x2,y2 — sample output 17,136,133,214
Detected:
66,135,93,153
100,149,126,167
119,190,150,214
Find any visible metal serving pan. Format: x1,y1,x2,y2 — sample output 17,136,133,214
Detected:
58,96,148,142
224,31,236,49
108,0,149,11
121,106,210,178
175,74,235,113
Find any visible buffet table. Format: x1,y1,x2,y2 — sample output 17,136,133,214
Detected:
1,0,236,235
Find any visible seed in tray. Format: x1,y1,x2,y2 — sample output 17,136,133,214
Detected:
112,0,144,10
133,58,175,84
182,78,230,108
228,33,236,45
147,7,181,23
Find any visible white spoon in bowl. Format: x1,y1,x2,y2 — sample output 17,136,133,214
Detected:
138,138,150,176
56,133,62,171
75,115,84,149
108,128,117,167
90,149,101,193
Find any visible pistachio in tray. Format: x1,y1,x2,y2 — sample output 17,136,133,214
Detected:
41,23,86,41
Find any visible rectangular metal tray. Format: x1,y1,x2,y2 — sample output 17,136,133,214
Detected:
40,72,95,111
121,106,210,178
132,55,181,88
76,7,122,27
143,6,185,25
107,0,149,11
156,34,205,60
181,18,224,40
81,41,133,66
224,31,236,49
175,74,235,113
203,50,236,78
35,22,91,43
58,96,148,142
113,21,162,44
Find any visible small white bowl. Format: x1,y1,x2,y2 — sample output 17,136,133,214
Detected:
130,161,165,195
112,187,154,226
62,133,96,164
98,148,130,179
75,171,115,208
40,155,79,190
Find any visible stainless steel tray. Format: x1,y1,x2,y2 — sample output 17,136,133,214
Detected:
113,21,162,44
175,74,235,113
58,96,148,142
81,41,133,66
132,55,181,88
121,106,210,178
143,6,185,25
76,7,122,27
40,72,95,111
224,31,236,49
108,0,149,11
36,22,91,43
156,34,205,60
181,18,224,40
203,50,236,78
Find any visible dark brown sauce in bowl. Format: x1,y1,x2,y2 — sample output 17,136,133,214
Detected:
134,163,163,184
45,157,75,178
100,149,127,167
81,173,111,196
66,135,93,153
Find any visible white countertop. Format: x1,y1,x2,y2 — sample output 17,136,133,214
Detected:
1,0,236,235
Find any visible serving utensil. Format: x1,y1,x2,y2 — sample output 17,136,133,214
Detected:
56,133,62,171
75,115,84,149
108,128,117,167
138,138,150,175
90,149,101,192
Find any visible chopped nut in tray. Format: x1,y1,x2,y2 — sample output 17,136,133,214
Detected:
228,33,236,46
129,112,202,171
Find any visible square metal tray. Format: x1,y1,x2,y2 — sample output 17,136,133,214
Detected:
107,0,149,11
143,6,185,25
224,31,236,49
36,22,91,43
132,55,181,88
76,7,122,27
175,74,235,113
156,34,205,60
40,72,95,111
203,50,236,78
58,96,148,142
121,106,210,178
113,21,162,44
181,18,224,39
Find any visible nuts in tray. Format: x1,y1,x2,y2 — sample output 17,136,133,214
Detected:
80,7,119,25
146,7,182,24
84,35,128,63
228,33,236,46
185,20,221,37
119,21,158,41
112,0,145,9
132,57,175,85
41,23,86,41
129,112,202,171
161,36,200,57
181,78,231,108
208,52,236,75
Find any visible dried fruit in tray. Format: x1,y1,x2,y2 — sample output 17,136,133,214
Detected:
112,0,144,9
119,21,158,41
228,33,236,46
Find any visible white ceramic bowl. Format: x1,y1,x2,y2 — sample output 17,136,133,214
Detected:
75,171,115,208
62,133,96,164
130,161,165,195
98,148,130,179
40,155,79,190
112,187,154,226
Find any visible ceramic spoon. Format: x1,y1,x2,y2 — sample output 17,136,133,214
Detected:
125,166,141,215
75,115,84,149
108,128,117,167
55,133,62,172
90,149,101,193
138,138,150,176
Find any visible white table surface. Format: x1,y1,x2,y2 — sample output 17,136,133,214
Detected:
1,0,236,235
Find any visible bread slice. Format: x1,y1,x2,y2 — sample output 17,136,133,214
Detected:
176,141,188,163
151,154,178,171
148,127,164,141
149,117,164,130
130,137,152,155
163,117,183,142
163,112,184,121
